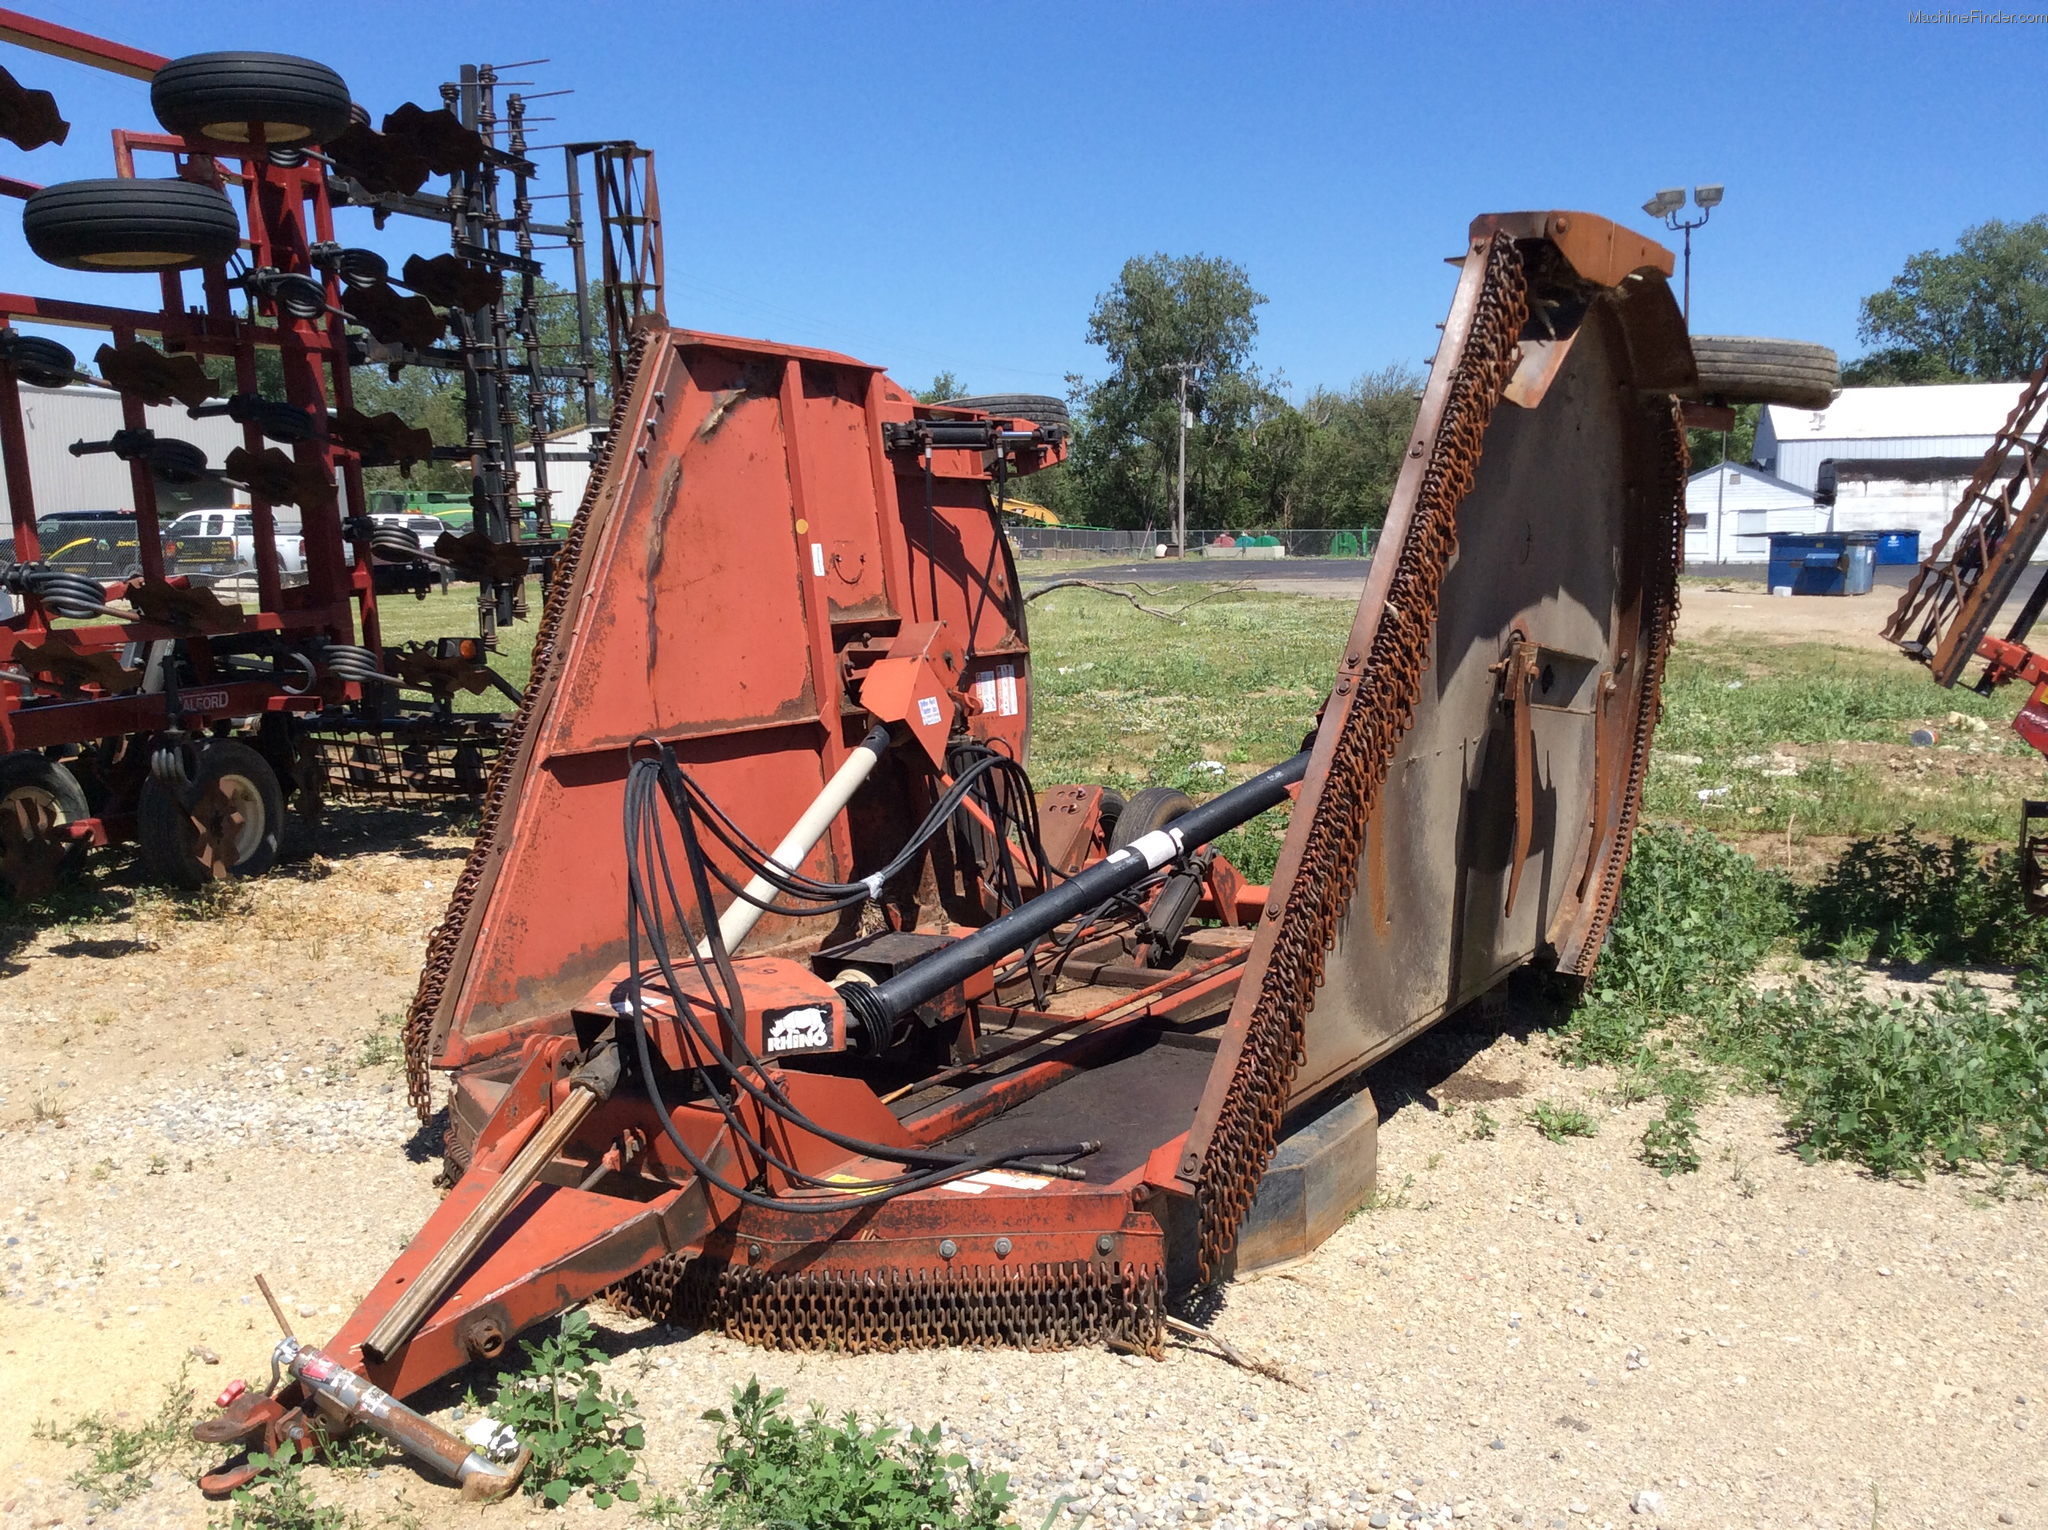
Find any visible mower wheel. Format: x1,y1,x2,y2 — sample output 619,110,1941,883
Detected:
150,52,352,146
1095,787,1127,845
1108,785,1195,854
138,740,285,888
937,393,1071,429
23,179,240,273
1689,336,1840,411
0,751,90,901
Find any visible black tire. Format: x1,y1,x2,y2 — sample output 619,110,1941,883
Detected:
23,179,240,273
0,333,77,388
1690,336,1839,411
137,740,284,889
1108,785,1195,854
938,393,1070,429
150,52,351,146
0,751,90,900
1095,787,1127,844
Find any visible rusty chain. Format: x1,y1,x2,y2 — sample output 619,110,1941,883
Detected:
611,1255,1165,1354
1559,398,1688,976
403,331,661,1119
1191,232,1530,1284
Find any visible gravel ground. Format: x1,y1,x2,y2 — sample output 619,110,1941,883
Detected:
3,830,2045,1530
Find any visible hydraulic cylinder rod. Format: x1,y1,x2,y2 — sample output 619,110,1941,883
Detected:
840,749,1309,1044
702,722,893,957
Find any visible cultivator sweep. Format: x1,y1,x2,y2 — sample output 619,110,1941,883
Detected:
197,207,1708,1491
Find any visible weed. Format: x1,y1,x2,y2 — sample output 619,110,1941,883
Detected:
1640,1070,1707,1176
1702,966,2048,1178
90,1158,113,1181
1351,1179,1417,1212
147,1153,169,1176
692,1377,1015,1530
1424,1151,1443,1170
32,1092,67,1128
1469,1107,1498,1141
1528,1100,1598,1142
1563,826,1791,1069
1720,1147,1760,1199
482,1309,643,1507
355,1016,403,1071
35,1362,201,1507
211,1440,356,1530
1801,829,2046,968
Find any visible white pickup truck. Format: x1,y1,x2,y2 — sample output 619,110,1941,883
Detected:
164,508,306,582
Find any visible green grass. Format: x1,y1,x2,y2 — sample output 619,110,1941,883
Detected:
1645,634,2034,839
1561,822,2048,1180
1026,587,1349,879
370,587,539,711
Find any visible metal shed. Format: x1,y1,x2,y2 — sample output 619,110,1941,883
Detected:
1,383,250,523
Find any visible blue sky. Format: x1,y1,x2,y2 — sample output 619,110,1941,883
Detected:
6,1,2044,399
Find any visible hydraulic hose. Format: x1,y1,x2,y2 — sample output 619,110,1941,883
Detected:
840,749,1309,1046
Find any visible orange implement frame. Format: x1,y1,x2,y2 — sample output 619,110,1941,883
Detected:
1882,357,2048,685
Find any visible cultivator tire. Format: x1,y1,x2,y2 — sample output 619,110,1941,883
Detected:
937,393,1071,428
0,751,89,902
23,178,241,273
1689,335,1839,411
138,741,285,888
150,52,352,146
1108,785,1195,853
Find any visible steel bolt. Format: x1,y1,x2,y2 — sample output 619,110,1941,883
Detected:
747,1242,763,1263
1096,1234,1115,1256
994,1237,1012,1257
939,1238,959,1260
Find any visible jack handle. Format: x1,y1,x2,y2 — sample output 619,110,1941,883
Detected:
361,1041,623,1365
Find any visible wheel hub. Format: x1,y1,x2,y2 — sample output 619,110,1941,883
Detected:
188,774,262,879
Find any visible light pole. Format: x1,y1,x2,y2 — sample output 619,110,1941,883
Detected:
1641,183,1722,324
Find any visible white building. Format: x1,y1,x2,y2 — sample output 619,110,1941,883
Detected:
1754,382,2040,560
512,423,600,518
1686,461,1823,565
1,383,249,525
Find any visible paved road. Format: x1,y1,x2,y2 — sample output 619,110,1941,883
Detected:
1021,557,1373,587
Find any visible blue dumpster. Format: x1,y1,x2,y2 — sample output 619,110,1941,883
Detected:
1767,532,1878,596
1872,530,1920,566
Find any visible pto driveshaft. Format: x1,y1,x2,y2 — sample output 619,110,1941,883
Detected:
839,750,1309,1046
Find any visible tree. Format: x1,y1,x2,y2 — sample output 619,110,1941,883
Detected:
915,372,965,403
1853,217,2048,382
1069,254,1268,532
1685,403,1760,473
1289,365,1422,529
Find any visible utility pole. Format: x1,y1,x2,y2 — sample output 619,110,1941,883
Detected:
1175,364,1189,558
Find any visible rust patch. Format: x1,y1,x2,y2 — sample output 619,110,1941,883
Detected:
644,457,685,664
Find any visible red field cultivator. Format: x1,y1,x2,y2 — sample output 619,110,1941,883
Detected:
0,11,655,898
186,208,1726,1491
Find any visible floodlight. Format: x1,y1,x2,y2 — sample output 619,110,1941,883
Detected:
1694,183,1724,209
1642,198,1664,218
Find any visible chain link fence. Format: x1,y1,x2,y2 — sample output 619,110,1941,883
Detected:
1007,526,1378,560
